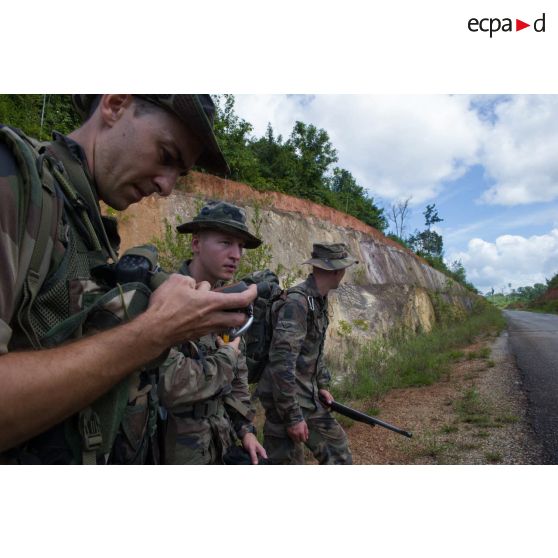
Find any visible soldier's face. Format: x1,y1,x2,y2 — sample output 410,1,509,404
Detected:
332,268,346,289
192,231,245,284
94,97,203,210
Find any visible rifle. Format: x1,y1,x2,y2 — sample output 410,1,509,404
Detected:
321,395,412,438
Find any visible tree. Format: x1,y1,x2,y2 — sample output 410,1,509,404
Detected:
286,121,338,204
387,197,412,239
329,167,387,231
0,94,80,139
211,94,261,184
249,123,298,192
424,203,443,229
408,203,444,259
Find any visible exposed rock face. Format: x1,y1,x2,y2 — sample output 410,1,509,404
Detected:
114,172,476,359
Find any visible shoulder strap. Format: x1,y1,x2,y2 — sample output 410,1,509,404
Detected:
286,286,315,312
0,126,58,348
47,139,117,262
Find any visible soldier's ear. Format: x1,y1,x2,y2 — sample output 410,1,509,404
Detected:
99,95,134,127
191,234,201,254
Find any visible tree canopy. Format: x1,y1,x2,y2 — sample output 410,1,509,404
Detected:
212,95,387,231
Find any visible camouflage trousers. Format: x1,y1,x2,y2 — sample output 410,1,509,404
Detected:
163,403,235,465
260,397,352,465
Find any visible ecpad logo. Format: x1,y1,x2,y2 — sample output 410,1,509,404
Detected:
468,13,546,37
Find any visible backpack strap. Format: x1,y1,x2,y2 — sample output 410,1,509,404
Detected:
0,126,58,349
46,139,118,262
285,286,315,313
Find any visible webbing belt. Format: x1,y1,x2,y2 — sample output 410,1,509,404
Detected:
175,399,223,420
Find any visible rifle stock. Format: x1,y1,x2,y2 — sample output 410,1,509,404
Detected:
325,398,412,438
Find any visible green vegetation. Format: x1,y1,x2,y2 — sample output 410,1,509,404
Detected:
455,388,494,427
330,300,505,403
454,388,518,430
234,203,273,280
0,94,80,140
337,320,353,337
151,216,193,271
440,424,459,434
211,95,387,231
485,272,558,314
275,264,303,289
484,451,503,464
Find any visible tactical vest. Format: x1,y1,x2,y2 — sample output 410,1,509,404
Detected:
0,126,159,465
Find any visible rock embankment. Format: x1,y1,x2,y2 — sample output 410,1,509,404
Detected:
114,171,478,358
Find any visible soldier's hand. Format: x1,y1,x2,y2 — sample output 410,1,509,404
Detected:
318,389,334,407
241,432,268,464
146,274,257,347
216,335,241,355
287,420,309,443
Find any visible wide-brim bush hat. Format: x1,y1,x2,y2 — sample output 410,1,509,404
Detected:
302,242,358,270
176,201,262,249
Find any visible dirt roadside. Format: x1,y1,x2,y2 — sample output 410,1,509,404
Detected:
344,330,545,465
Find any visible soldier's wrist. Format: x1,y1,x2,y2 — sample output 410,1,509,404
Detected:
239,423,257,438
286,409,304,428
219,343,240,362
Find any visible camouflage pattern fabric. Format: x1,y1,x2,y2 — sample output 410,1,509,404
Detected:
158,261,256,465
0,136,25,353
302,242,358,271
0,128,155,464
0,130,64,354
176,200,262,249
259,395,352,465
257,273,352,464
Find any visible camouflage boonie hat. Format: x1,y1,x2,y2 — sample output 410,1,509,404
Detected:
176,201,262,249
72,94,229,176
302,243,358,270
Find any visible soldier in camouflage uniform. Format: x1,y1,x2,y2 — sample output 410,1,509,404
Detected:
0,95,257,464
159,201,267,464
257,243,356,465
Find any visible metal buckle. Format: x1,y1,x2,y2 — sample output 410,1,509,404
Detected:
79,410,103,451
307,296,315,311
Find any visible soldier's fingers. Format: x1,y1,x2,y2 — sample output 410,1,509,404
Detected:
206,310,249,330
204,285,257,312
258,444,268,459
195,280,212,292
183,312,247,341
249,447,258,465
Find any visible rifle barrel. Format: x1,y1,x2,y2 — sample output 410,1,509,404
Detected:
329,400,412,438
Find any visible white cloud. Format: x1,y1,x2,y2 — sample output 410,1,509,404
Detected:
233,94,484,204
451,229,558,293
233,94,558,207
478,96,558,205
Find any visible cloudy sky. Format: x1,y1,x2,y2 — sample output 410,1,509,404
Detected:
233,95,558,294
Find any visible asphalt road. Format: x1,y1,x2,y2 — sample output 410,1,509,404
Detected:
504,310,558,464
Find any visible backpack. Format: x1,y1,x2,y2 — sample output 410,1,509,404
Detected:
0,125,58,348
240,270,309,384
0,126,159,464
239,269,283,383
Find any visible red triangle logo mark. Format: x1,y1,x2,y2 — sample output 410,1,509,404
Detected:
516,19,530,31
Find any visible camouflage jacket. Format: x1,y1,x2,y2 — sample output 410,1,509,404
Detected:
258,274,331,426
157,261,256,441
0,128,156,465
